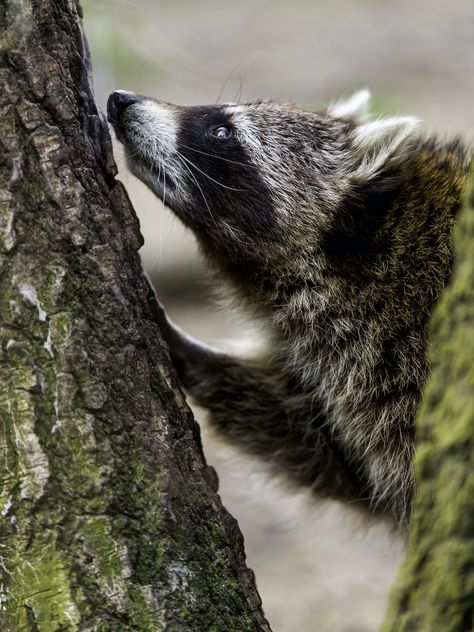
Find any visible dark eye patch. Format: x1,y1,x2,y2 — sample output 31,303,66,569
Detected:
176,105,276,243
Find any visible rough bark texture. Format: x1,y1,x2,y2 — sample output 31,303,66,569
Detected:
383,176,474,632
0,1,270,630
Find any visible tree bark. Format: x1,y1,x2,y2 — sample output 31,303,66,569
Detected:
0,1,270,630
383,177,474,631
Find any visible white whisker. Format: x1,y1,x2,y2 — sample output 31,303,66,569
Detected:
161,155,167,209
176,150,247,193
174,154,219,231
180,144,248,167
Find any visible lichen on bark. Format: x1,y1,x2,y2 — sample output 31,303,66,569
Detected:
383,176,474,631
0,1,270,630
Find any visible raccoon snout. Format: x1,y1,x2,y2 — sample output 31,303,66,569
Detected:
107,90,142,125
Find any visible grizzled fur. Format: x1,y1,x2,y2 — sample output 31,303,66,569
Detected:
107,89,470,523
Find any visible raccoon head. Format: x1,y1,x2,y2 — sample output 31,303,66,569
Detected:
107,89,421,287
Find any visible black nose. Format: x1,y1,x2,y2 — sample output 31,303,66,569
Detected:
107,90,140,123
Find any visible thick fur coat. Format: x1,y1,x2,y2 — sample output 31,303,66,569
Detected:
108,89,470,522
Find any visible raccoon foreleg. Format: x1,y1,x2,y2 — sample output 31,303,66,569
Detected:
148,287,367,507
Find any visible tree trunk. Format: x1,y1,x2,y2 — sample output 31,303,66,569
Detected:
383,177,474,631
0,2,270,630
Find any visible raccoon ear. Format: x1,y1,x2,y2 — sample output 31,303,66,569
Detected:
328,89,371,120
351,115,420,180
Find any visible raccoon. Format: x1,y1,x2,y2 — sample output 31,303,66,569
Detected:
107,89,470,523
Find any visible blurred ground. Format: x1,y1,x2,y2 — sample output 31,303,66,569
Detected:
83,1,473,629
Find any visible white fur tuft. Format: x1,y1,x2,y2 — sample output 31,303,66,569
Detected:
135,100,178,157
328,89,371,120
352,115,421,179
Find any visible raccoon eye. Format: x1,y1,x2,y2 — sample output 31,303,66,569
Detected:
210,125,233,140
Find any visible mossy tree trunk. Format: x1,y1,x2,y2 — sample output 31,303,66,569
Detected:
383,179,474,631
0,1,270,630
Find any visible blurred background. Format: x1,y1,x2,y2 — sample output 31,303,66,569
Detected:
82,1,473,630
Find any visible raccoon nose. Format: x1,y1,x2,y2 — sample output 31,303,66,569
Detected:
107,90,140,123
